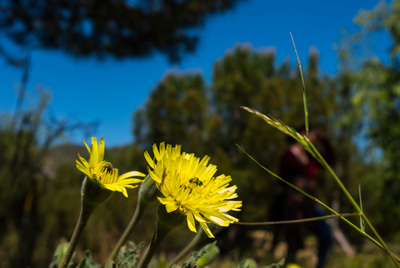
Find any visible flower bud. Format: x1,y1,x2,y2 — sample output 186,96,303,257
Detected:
81,176,112,213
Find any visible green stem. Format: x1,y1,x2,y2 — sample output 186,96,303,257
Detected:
107,174,157,266
309,143,361,212
235,213,359,225
137,223,171,268
59,207,92,268
362,213,400,265
138,205,184,268
107,204,143,265
167,228,204,268
290,32,309,137
310,143,400,267
240,144,399,264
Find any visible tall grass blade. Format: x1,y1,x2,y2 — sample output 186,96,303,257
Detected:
290,32,309,138
359,185,365,233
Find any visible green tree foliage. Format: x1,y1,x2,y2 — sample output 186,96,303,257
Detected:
133,45,340,223
355,0,400,59
0,0,243,62
0,82,97,266
0,92,71,267
340,0,400,236
134,72,209,153
210,45,339,222
211,45,336,160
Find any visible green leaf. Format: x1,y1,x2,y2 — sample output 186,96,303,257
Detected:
117,241,146,268
265,258,285,268
359,185,365,233
196,243,219,268
173,242,219,268
236,258,257,268
77,251,101,268
48,242,69,268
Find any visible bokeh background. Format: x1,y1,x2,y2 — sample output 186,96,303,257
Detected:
1,0,400,267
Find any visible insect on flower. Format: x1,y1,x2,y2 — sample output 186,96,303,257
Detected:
76,137,145,197
144,142,242,238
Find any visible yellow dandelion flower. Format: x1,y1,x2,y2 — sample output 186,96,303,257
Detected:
144,142,242,238
75,137,145,197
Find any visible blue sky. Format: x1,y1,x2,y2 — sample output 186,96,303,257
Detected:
0,0,391,147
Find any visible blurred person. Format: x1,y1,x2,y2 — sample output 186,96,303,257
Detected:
270,127,334,268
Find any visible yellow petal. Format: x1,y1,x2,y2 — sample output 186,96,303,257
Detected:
148,169,161,183
187,212,197,233
83,139,90,153
104,184,128,197
75,160,90,177
152,143,160,160
200,222,214,238
89,137,98,167
98,138,105,162
193,211,206,223
118,171,145,180
144,151,155,169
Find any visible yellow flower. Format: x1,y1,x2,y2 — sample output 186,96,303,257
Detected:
287,264,302,268
76,137,145,197
144,142,242,238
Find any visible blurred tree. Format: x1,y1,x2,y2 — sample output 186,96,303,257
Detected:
0,86,96,267
0,0,243,62
131,44,352,256
355,0,400,60
133,44,340,223
340,0,400,236
210,45,338,222
133,71,209,153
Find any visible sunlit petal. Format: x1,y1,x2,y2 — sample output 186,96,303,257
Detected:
144,143,242,238
75,137,144,197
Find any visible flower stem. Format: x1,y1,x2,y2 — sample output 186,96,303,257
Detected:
107,205,143,265
310,143,400,267
59,177,107,268
59,206,92,268
137,222,171,268
138,205,184,268
235,213,360,225
167,228,204,267
107,175,157,266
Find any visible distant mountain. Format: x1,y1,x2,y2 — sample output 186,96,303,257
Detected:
44,143,86,178
43,143,132,178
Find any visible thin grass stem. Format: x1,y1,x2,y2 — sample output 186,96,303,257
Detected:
235,213,359,226
290,32,309,137
238,145,391,260
309,140,400,266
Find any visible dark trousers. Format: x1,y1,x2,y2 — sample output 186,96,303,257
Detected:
270,189,332,268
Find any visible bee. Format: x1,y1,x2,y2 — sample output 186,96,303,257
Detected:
189,177,203,186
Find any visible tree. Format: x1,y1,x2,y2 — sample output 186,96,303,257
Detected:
133,44,340,222
210,45,340,221
210,45,337,164
0,0,243,62
336,0,400,236
133,71,209,153
0,89,97,267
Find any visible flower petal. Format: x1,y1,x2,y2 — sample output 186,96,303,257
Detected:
83,139,91,153
146,142,241,238
98,138,105,163
118,171,145,180
144,151,155,169
186,211,197,233
200,222,214,238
